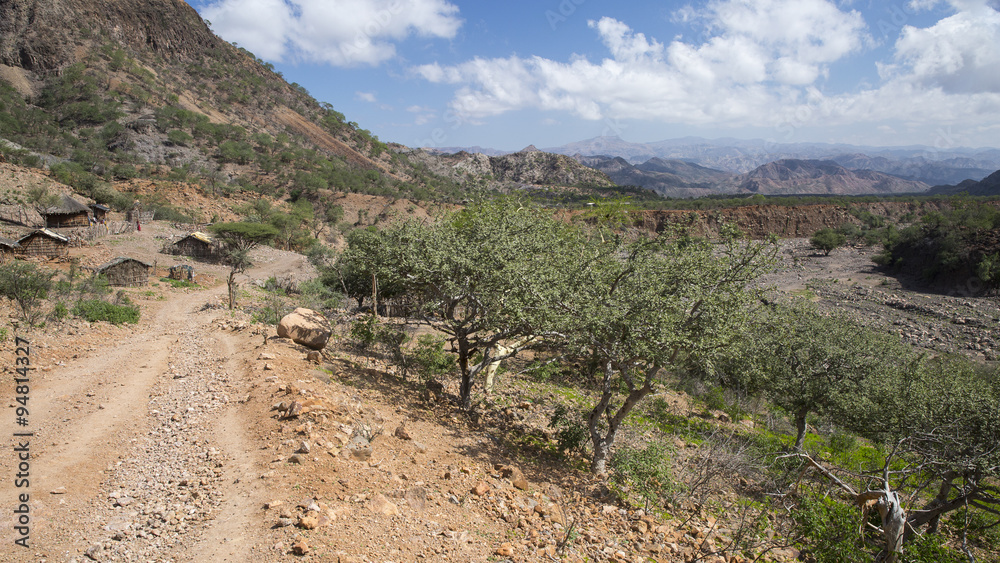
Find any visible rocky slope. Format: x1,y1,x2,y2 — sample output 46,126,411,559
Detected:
928,168,1000,196
830,153,993,186
737,159,929,195
0,0,222,72
399,145,617,191
574,155,736,198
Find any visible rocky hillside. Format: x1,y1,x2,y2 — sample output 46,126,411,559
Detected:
575,155,736,198
0,0,622,211
738,159,929,195
0,0,221,71
400,145,618,192
928,168,1000,196
488,146,615,187
830,153,993,186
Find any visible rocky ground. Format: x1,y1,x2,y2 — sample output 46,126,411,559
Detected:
0,215,996,562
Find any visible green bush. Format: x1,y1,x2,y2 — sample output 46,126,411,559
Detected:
609,443,677,512
72,299,140,324
793,492,966,563
0,262,55,323
166,129,193,147
51,301,69,321
160,277,197,289
810,228,847,255
408,334,454,382
549,404,589,454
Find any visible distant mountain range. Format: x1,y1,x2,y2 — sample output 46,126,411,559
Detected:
432,135,1000,197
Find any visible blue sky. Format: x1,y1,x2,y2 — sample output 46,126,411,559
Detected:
187,0,1000,151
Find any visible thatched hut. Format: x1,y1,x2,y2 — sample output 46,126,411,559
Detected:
0,237,20,261
42,195,91,228
96,257,151,287
164,231,218,260
89,203,111,223
16,229,69,257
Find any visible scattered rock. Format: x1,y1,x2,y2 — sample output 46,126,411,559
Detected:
393,422,411,440
291,539,310,556
472,481,491,496
370,494,401,517
277,308,332,350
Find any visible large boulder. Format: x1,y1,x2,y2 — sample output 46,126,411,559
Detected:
277,308,331,350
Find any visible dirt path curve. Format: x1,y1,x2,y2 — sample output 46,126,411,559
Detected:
0,274,277,562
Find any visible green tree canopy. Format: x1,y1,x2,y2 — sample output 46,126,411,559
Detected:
810,228,847,255
557,226,776,473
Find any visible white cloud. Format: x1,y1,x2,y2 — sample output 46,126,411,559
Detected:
355,91,378,103
414,0,1000,145
406,104,437,126
202,0,462,67
884,4,1000,93
415,0,867,123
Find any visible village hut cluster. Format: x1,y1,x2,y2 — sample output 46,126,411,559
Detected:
1,193,201,289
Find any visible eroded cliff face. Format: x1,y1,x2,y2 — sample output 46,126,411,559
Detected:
0,0,222,71
632,201,973,239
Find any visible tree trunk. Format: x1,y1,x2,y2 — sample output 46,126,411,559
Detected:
926,472,956,534
879,492,906,563
793,408,809,451
227,270,236,309
591,439,610,476
457,337,472,410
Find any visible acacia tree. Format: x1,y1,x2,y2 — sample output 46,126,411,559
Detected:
798,354,1000,563
724,302,911,451
338,198,578,409
0,261,55,323
810,228,847,255
558,226,776,474
209,222,278,308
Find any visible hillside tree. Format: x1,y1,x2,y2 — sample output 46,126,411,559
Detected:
558,226,776,474
338,198,580,409
210,221,278,308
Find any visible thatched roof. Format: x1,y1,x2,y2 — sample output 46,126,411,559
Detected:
89,203,111,212
17,229,69,243
43,194,91,216
0,237,20,249
96,257,152,272
183,231,213,244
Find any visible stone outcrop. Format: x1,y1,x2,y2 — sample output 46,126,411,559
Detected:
0,0,225,72
277,308,332,350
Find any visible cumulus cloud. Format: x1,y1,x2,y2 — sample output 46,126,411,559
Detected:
414,0,1000,143
884,3,1000,93
415,0,868,124
202,0,462,67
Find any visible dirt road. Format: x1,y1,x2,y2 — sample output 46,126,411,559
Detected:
0,277,275,562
